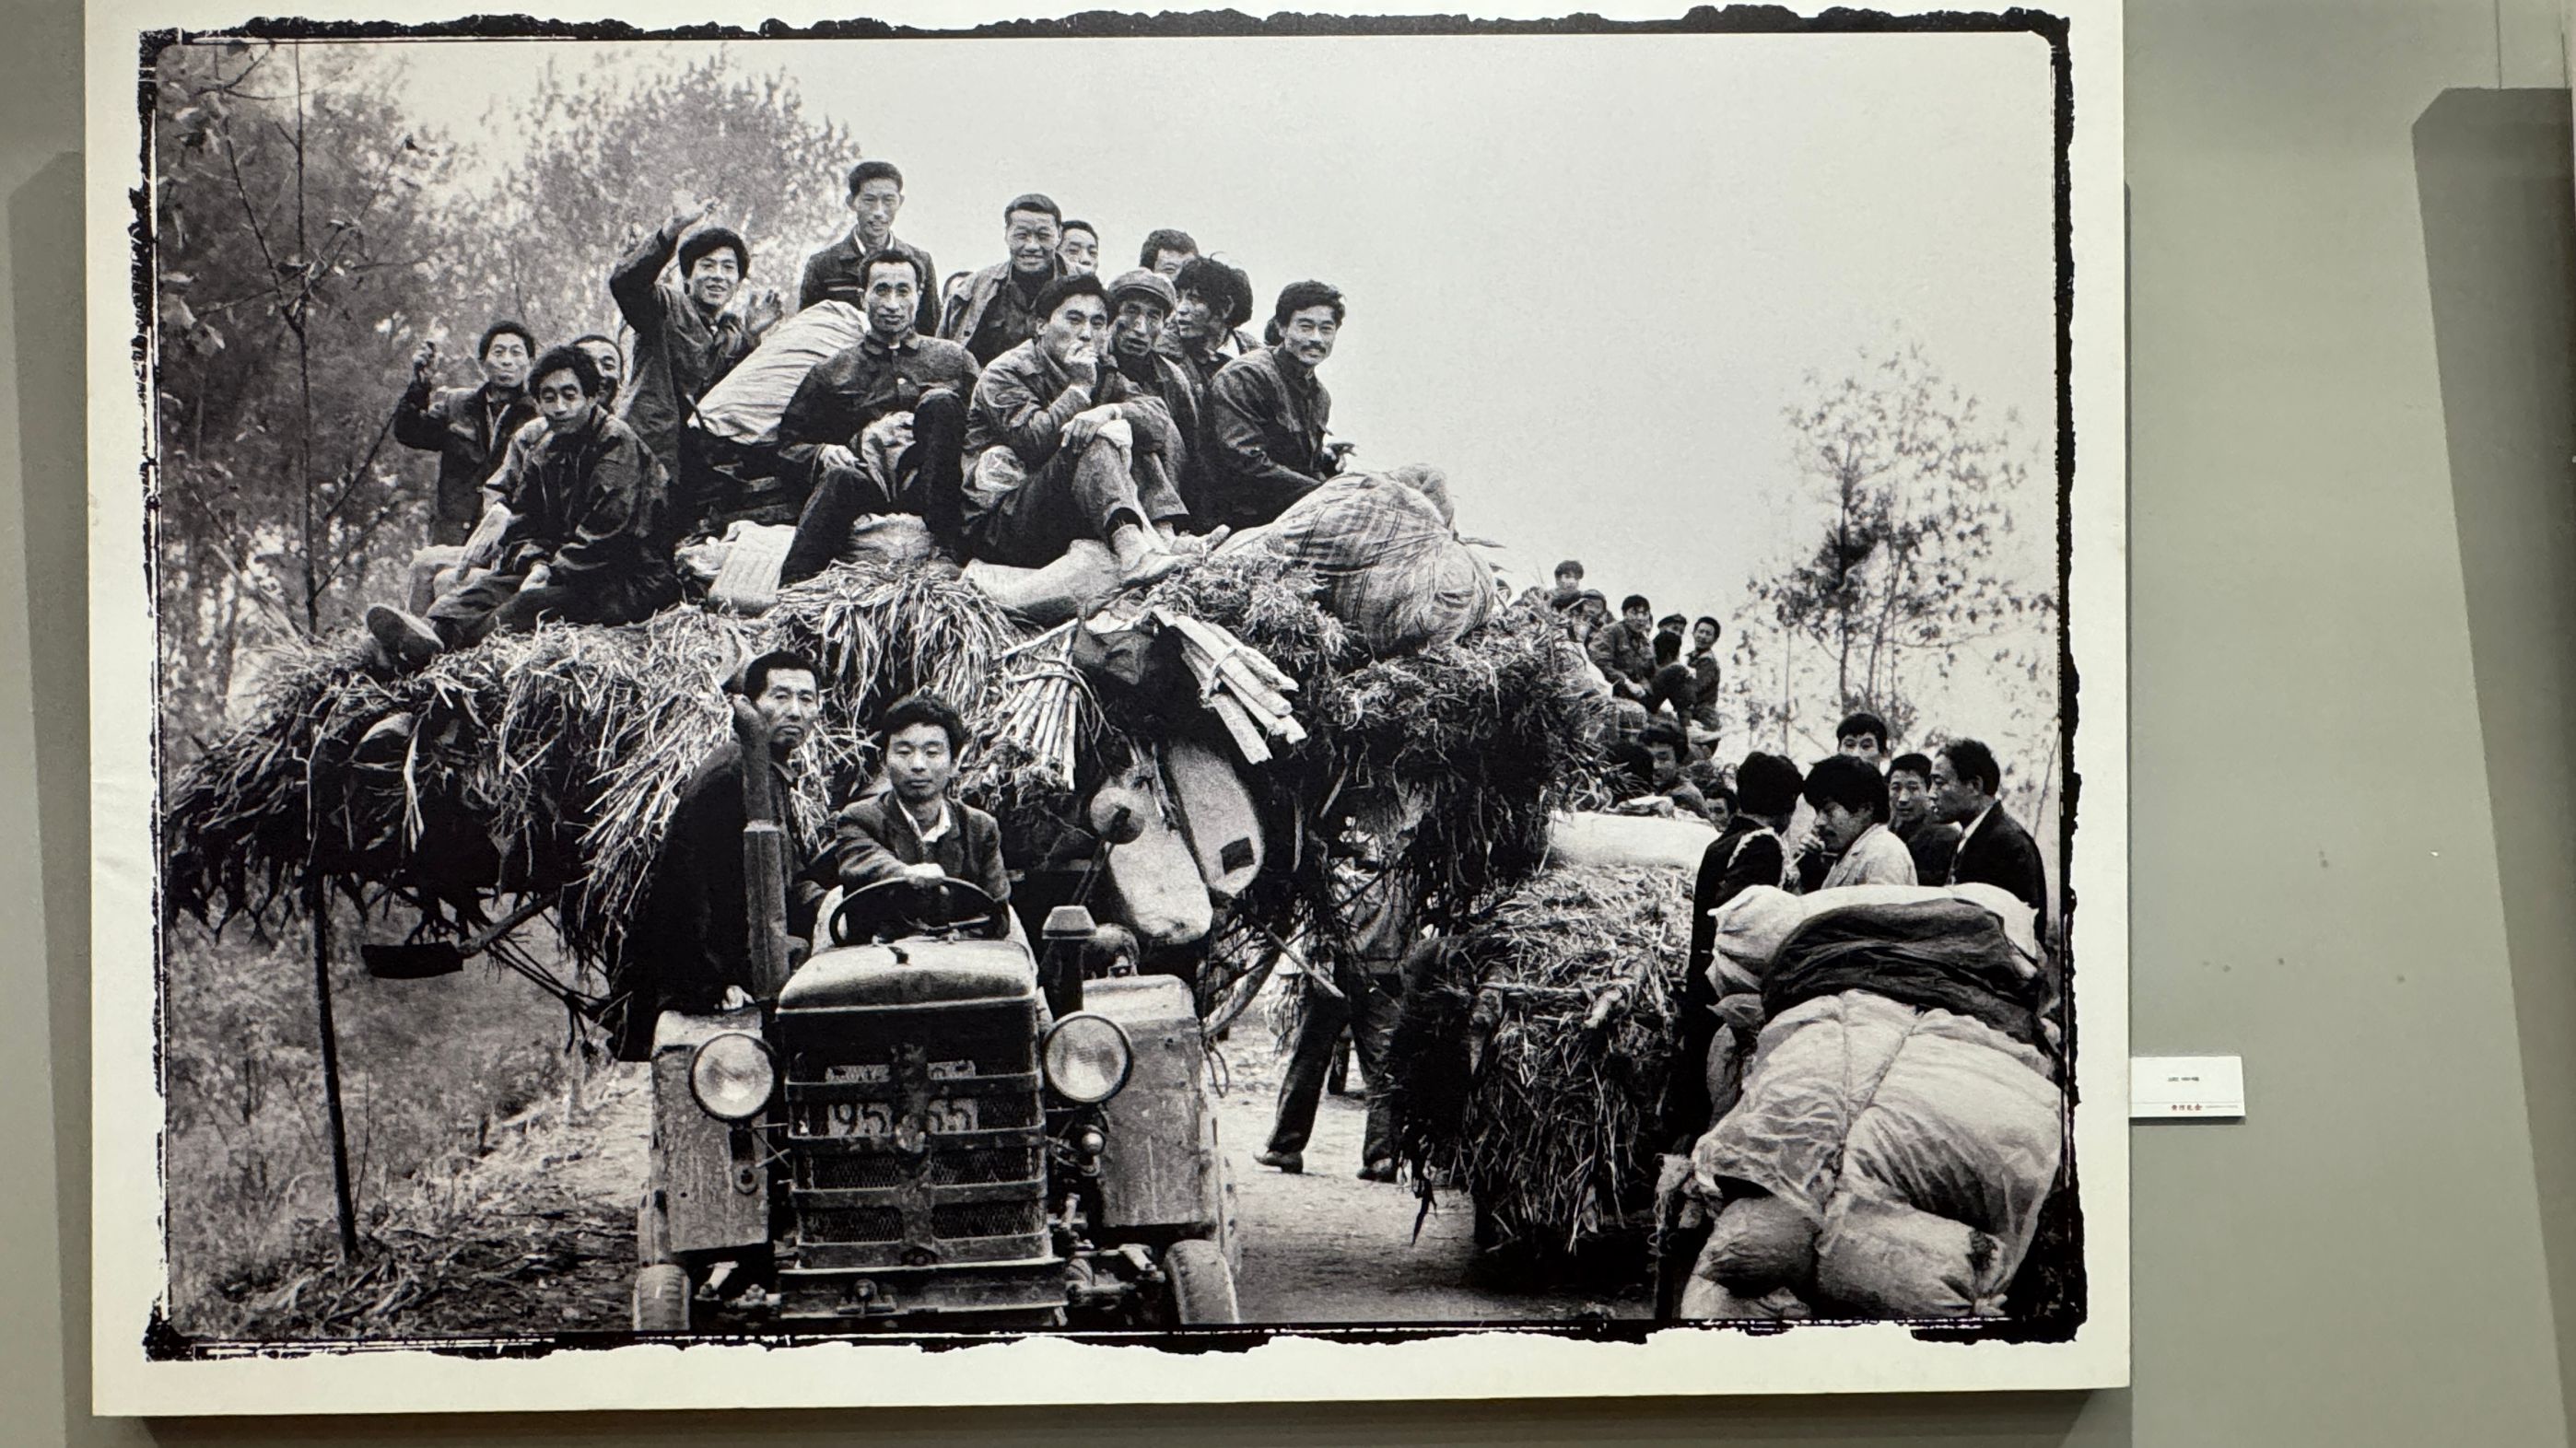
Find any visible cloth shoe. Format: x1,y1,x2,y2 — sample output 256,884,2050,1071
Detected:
366,603,445,672
1254,1149,1303,1174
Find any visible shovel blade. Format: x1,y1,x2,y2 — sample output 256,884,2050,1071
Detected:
360,941,466,980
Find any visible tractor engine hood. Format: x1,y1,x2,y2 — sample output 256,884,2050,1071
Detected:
779,940,1037,1010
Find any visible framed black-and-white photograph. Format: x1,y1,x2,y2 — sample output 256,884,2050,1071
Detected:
87,0,2129,1413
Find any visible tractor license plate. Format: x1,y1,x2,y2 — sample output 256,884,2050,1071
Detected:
814,1061,981,1137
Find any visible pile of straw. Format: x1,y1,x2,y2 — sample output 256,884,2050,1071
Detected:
165,550,1592,974
1387,866,1696,1260
164,560,1041,962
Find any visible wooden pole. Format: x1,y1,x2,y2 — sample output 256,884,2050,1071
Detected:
732,697,791,1001
309,874,359,1260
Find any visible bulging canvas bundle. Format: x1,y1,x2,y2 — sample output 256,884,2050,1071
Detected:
83,0,2130,1415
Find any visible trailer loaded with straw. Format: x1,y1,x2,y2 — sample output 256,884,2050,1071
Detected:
1383,865,1699,1263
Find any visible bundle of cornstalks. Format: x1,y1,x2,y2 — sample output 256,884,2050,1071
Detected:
1386,866,1696,1261
1150,607,1305,764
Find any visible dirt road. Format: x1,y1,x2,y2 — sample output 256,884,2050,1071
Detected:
1212,1038,1648,1325
314,1026,1645,1337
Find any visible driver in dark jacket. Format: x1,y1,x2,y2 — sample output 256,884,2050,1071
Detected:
611,650,834,1060
829,692,1011,940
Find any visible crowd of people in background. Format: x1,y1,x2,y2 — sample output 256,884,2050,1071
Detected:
361,158,1362,670
1532,556,2050,917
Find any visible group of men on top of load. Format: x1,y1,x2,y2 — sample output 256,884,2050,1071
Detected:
366,161,1352,670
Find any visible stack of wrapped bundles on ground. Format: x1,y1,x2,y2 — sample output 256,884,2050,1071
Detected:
1681,883,2064,1319
1385,866,1694,1259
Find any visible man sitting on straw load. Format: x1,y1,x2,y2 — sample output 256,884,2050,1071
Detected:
610,650,833,1060
1158,256,1256,519
775,250,982,578
367,344,682,666
828,693,1013,941
800,160,939,336
612,198,779,486
1206,280,1350,528
1610,718,1715,823
1588,593,1657,703
394,321,539,547
1806,753,1918,890
941,193,1071,367
960,273,1198,585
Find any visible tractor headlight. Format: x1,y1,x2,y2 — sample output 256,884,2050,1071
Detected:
1040,1013,1133,1104
689,1032,778,1122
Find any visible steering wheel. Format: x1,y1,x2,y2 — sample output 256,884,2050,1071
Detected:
828,875,1004,947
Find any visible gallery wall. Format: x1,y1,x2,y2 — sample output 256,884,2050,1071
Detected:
7,0,2576,1442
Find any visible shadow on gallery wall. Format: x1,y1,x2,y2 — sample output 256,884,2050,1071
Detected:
10,148,91,1442
2417,84,2576,1444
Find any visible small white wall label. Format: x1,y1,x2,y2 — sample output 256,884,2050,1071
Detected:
2131,1056,2245,1120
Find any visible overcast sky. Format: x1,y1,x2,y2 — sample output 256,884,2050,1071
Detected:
345,29,2057,633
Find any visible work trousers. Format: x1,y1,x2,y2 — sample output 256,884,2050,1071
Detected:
426,567,677,648
969,432,1188,571
1266,961,1402,1166
779,389,969,584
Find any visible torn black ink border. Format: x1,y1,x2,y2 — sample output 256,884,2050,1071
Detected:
122,4,2094,1373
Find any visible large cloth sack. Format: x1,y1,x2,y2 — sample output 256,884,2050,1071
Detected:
1696,1192,1818,1296
1221,468,1493,654
1544,810,1714,874
1710,882,2040,989
1814,1195,2013,1317
1692,989,2061,1302
692,299,868,446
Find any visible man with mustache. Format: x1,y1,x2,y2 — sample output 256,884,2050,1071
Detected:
774,250,981,574
1206,280,1350,529
940,193,1071,366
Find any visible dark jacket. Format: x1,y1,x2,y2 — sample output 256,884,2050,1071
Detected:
829,791,1011,939
1206,344,1334,527
614,741,831,1059
609,220,764,478
775,331,980,487
394,380,535,544
1689,819,1786,986
1948,802,2048,913
799,231,939,335
1685,650,1723,730
965,340,1183,479
495,410,678,620
940,259,1066,366
1588,622,1657,694
1894,814,1962,885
